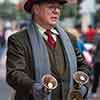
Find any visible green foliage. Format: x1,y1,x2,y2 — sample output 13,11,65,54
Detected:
0,2,16,20
96,10,100,22
15,9,30,21
60,4,80,20
0,1,29,21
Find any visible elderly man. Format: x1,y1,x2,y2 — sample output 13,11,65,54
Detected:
6,0,90,100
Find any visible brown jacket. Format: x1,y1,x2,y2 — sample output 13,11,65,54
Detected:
6,29,90,100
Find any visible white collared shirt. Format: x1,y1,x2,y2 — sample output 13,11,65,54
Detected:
36,24,59,41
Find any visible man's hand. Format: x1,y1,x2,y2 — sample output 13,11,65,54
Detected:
32,83,49,100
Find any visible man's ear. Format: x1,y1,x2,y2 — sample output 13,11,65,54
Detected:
31,4,40,15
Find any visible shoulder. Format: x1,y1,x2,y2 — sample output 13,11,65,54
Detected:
66,31,77,48
8,28,28,42
7,28,29,48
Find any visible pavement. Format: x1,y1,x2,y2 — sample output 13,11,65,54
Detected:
0,80,11,100
0,47,12,100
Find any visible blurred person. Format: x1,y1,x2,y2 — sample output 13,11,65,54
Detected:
0,21,5,48
4,21,12,42
71,23,85,53
74,23,85,52
11,21,20,33
19,21,28,30
90,22,100,98
74,23,84,40
85,25,96,43
66,26,80,40
0,21,7,80
4,21,19,47
71,23,93,70
6,0,90,100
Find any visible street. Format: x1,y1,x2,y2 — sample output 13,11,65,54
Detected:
0,80,11,100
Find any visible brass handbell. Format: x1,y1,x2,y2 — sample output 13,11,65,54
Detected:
69,87,83,100
68,71,89,100
41,74,58,93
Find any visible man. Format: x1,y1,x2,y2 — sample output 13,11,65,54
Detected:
6,0,90,100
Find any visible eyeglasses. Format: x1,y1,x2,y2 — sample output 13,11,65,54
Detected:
46,4,62,11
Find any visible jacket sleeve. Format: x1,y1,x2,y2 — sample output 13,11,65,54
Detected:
75,48,91,75
6,34,34,94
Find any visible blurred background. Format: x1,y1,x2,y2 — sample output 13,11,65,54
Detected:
0,0,100,100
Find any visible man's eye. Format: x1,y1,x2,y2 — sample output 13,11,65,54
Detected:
48,5,61,9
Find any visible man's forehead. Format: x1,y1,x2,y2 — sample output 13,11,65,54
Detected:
37,2,62,5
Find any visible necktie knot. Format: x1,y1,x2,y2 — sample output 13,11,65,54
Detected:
45,30,56,48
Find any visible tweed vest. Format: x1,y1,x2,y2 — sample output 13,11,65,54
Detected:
44,36,70,100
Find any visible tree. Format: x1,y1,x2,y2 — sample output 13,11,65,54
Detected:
0,1,29,21
0,2,16,20
60,4,80,21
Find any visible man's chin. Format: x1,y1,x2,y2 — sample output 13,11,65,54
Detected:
50,22,58,26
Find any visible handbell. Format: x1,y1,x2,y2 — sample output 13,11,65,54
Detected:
41,74,58,93
73,71,89,85
68,71,89,100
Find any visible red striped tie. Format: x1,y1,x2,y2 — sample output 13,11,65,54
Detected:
45,30,56,48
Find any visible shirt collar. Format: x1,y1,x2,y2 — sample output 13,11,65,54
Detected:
36,23,59,35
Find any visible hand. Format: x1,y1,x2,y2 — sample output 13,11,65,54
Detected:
80,85,88,99
32,83,49,100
